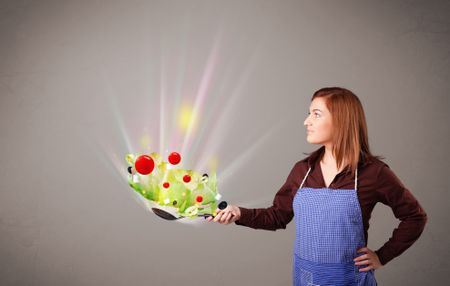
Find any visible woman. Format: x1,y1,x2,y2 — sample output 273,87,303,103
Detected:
206,87,428,286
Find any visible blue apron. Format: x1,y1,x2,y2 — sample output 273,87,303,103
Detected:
292,167,377,286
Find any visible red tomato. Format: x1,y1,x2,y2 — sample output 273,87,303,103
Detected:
135,155,154,175
183,174,191,183
168,152,181,165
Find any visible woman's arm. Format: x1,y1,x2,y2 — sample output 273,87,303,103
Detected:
233,162,302,231
374,164,428,265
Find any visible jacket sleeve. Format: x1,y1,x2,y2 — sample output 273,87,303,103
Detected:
234,162,301,231
374,164,428,265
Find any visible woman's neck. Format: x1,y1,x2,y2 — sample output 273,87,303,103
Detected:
321,144,347,171
321,145,335,164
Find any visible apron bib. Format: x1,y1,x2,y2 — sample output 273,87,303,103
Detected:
292,167,377,286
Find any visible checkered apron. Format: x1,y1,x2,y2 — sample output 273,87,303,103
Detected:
292,167,377,286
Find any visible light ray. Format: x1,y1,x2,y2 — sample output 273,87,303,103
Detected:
194,46,262,174
180,31,222,167
100,65,134,154
218,118,286,187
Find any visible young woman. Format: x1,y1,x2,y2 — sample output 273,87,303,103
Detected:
206,87,428,286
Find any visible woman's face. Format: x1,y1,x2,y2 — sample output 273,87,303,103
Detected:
303,97,333,145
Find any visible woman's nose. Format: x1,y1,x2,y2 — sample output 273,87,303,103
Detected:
304,116,310,126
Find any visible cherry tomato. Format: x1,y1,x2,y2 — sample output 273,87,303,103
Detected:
135,155,154,175
168,152,181,165
183,174,191,183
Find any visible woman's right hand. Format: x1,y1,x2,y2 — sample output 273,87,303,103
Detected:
206,205,241,225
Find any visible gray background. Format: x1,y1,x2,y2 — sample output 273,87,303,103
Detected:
1,0,449,285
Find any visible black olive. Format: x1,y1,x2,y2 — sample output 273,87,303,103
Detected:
127,166,133,174
218,201,227,210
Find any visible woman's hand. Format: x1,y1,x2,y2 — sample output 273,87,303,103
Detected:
205,205,241,225
354,247,383,272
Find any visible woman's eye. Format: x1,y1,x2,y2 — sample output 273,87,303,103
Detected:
314,113,321,118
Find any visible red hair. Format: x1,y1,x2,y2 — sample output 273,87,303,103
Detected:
311,87,381,176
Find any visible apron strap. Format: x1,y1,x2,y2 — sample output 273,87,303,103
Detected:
299,167,311,189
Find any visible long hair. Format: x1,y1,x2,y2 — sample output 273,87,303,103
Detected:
310,87,382,176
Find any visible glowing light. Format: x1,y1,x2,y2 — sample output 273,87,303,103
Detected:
93,27,278,226
177,103,197,134
139,131,152,151
207,156,219,173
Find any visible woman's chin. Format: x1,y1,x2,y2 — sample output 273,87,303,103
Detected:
306,137,322,145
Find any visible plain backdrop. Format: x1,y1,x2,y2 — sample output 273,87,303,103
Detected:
1,0,449,285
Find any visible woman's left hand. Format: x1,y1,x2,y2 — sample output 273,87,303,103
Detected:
353,247,383,272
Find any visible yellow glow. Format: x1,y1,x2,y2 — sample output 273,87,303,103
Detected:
139,131,151,150
177,104,197,133
125,154,135,164
208,156,219,173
